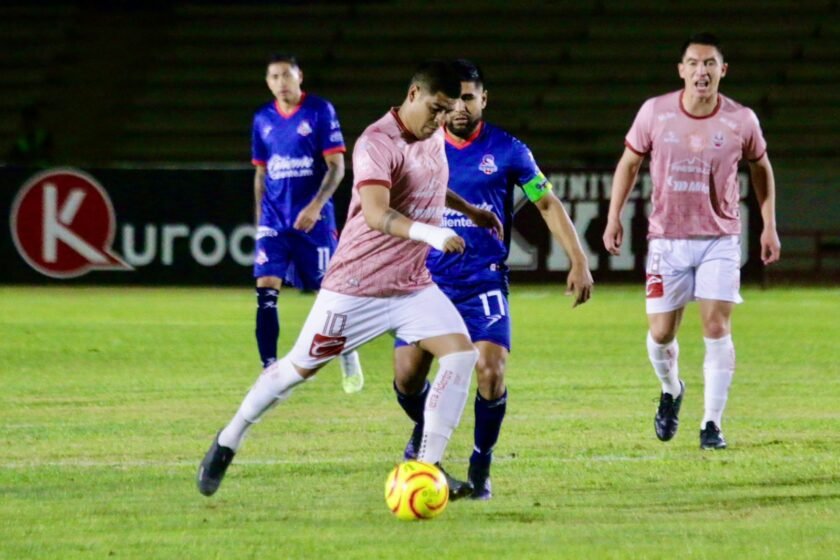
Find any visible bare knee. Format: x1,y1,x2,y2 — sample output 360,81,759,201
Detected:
475,343,507,399
648,326,676,345
702,320,730,339
256,276,282,290
394,346,433,395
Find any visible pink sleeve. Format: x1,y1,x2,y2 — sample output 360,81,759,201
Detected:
352,133,394,188
742,109,767,161
625,98,655,155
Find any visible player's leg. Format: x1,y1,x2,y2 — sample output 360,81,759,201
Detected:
393,342,434,460
255,276,282,367
292,228,365,393
455,286,511,500
646,239,693,441
392,285,478,499
697,299,734,449
254,229,292,368
469,340,508,500
198,290,388,496
695,235,742,449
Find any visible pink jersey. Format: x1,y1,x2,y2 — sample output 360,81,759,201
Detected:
625,90,767,238
322,109,448,297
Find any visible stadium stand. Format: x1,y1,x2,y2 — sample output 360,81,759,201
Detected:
1,1,837,171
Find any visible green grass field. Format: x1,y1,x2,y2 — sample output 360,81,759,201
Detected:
1,285,838,559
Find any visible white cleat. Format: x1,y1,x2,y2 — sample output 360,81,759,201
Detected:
339,350,364,394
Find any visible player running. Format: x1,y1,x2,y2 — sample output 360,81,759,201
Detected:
251,53,363,394
602,32,781,449
394,59,593,500
199,60,503,499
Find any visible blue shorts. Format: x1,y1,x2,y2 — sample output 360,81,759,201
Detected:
254,223,337,291
395,283,511,351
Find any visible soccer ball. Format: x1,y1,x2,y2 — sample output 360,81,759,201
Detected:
384,460,449,520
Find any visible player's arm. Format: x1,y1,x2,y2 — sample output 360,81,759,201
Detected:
445,188,503,238
359,183,464,253
293,152,345,233
535,191,594,307
253,165,267,225
748,153,781,265
603,147,645,256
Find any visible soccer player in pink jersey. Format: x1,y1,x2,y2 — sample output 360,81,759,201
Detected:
198,60,503,498
602,32,781,449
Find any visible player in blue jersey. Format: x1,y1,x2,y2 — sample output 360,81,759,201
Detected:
393,59,594,499
251,53,363,393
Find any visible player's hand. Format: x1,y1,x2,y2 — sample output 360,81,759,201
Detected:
441,233,466,254
293,201,324,233
566,263,594,307
602,219,623,256
760,227,781,265
465,206,503,239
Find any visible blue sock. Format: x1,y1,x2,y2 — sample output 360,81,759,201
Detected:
471,389,508,469
394,381,429,425
255,287,279,368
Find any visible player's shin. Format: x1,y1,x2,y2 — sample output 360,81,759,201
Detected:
417,349,478,464
218,357,306,451
647,331,681,396
255,287,280,367
702,335,735,428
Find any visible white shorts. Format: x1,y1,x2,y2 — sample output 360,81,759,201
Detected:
287,285,470,369
645,236,743,314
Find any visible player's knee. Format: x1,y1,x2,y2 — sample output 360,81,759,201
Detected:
648,326,676,345
702,321,730,339
476,355,506,398
256,276,282,289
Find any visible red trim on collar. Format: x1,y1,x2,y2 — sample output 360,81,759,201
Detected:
679,90,721,120
390,108,418,141
275,92,307,118
445,121,483,149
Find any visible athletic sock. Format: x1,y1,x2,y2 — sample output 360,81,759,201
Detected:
470,389,507,469
417,349,478,465
218,357,306,451
647,331,681,396
394,380,430,425
702,334,735,428
255,287,279,367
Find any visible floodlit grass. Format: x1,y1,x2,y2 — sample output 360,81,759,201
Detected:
1,285,838,559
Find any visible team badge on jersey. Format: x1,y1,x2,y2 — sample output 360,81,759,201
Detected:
689,134,706,152
712,131,725,148
297,120,313,136
479,154,498,175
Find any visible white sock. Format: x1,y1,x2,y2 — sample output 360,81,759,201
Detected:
339,350,363,377
218,357,306,451
702,335,735,429
647,331,681,396
417,349,478,465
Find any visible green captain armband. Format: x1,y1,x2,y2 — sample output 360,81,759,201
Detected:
522,173,551,203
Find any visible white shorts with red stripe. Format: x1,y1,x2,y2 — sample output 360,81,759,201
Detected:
645,236,743,314
287,284,469,370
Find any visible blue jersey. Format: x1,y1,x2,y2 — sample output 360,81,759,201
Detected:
427,122,550,292
251,92,346,230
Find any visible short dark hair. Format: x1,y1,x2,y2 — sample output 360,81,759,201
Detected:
410,60,462,99
681,32,724,61
453,58,484,88
267,53,299,68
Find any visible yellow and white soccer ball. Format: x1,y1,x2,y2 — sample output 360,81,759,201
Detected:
384,460,449,520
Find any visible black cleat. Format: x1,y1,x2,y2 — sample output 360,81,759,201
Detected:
403,423,423,460
700,421,727,449
197,432,236,496
654,380,685,442
468,463,492,501
435,463,473,501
